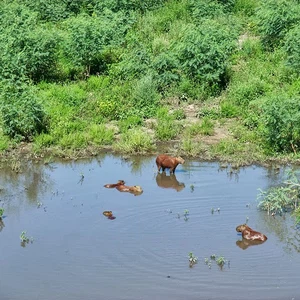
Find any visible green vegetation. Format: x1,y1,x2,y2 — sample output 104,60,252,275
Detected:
257,170,300,221
0,0,300,162
188,252,198,267
205,254,229,270
20,230,33,246
0,208,4,218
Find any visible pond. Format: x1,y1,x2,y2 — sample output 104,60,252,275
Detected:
0,155,299,300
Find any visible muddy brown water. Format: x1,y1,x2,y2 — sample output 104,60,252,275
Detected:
0,155,299,300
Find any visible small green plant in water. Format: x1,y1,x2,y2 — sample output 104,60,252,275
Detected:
20,231,30,243
190,184,194,192
188,252,198,267
210,254,216,260
183,209,189,221
20,231,33,246
206,254,229,270
257,170,300,216
216,256,226,267
0,207,4,218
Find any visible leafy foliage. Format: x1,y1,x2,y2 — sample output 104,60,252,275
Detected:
62,12,133,77
0,3,60,82
114,129,155,153
262,96,300,152
257,170,300,216
0,80,48,141
284,24,300,75
175,21,237,89
255,0,300,49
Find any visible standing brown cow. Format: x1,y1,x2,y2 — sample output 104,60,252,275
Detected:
155,154,185,174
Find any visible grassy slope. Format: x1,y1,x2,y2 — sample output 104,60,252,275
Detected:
0,0,300,166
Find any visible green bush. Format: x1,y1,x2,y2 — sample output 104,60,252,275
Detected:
255,0,300,49
62,12,132,77
188,0,226,19
0,81,48,141
233,0,258,16
284,25,300,75
0,3,60,82
175,20,237,88
151,52,180,90
131,75,160,118
262,96,300,152
114,128,155,153
94,0,167,13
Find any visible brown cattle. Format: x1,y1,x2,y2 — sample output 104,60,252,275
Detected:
236,224,267,242
155,154,185,174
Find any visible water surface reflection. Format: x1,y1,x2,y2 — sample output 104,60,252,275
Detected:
156,172,185,192
0,156,299,300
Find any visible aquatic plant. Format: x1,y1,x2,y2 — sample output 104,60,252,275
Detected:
216,256,226,267
0,208,4,218
211,208,220,214
190,184,194,192
188,252,198,267
257,170,300,216
20,231,31,243
205,254,229,270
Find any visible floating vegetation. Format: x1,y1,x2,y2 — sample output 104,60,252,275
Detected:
257,170,300,217
204,254,230,270
190,184,195,192
211,208,220,214
0,207,4,218
188,252,198,268
176,209,190,221
20,231,34,247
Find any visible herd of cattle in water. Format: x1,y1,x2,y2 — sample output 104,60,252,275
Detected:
103,154,268,248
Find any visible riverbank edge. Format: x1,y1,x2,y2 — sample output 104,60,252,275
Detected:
1,140,300,168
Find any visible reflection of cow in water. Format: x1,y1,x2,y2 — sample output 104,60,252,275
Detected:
236,238,266,250
156,172,185,192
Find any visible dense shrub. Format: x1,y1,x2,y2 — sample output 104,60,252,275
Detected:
131,75,160,118
62,11,135,77
188,0,226,19
233,0,258,16
284,25,300,75
262,96,300,152
175,21,237,88
94,0,167,13
0,80,48,141
0,3,60,82
255,0,300,49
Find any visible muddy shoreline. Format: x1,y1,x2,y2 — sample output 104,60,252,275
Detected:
0,140,299,169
